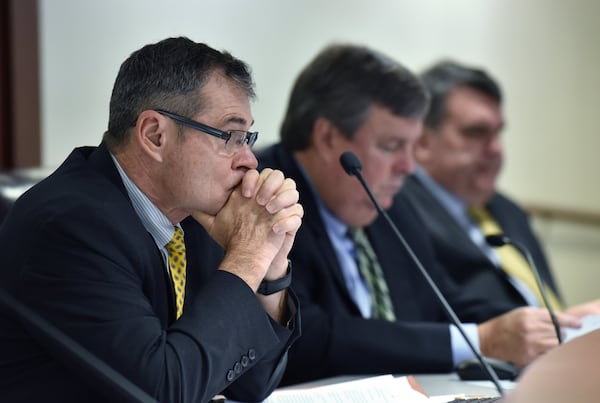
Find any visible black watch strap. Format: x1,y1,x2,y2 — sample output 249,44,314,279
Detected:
257,260,292,295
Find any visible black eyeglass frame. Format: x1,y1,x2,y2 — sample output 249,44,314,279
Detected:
154,109,258,149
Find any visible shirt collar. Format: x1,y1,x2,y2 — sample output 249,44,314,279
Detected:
293,156,350,238
110,153,177,247
414,166,472,231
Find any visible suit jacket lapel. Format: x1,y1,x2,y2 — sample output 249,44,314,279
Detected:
88,143,180,322
488,196,522,243
402,175,488,265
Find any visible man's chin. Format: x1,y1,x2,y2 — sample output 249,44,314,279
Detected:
378,196,394,210
469,188,496,207
360,205,381,226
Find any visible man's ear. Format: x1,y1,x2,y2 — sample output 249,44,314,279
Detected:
414,126,434,164
135,110,168,163
312,117,342,163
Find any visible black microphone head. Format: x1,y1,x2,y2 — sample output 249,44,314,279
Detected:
485,234,510,247
339,151,362,176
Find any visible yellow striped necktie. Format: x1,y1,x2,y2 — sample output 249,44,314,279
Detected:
348,228,396,321
166,226,187,319
468,207,562,311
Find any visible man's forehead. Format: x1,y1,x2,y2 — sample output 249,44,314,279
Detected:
197,77,253,125
446,88,503,124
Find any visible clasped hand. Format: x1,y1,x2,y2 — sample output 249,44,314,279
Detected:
193,168,303,291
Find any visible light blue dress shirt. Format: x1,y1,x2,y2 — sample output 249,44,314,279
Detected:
318,206,373,318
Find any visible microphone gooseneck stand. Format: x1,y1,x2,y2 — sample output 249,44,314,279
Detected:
339,151,505,396
485,234,562,344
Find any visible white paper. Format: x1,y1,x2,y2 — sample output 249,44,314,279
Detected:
564,315,600,342
263,375,429,403
462,380,517,390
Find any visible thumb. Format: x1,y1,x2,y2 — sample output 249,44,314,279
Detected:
191,210,228,248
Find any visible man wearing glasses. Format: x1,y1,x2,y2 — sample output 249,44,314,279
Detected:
0,37,303,402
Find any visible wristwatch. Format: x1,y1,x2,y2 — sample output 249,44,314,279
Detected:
257,260,292,295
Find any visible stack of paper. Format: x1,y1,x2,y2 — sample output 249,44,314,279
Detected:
564,315,600,342
263,375,429,403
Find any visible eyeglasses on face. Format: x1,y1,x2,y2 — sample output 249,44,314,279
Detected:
154,109,258,155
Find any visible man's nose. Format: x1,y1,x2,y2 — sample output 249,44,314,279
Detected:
235,144,258,170
486,133,503,155
394,148,415,175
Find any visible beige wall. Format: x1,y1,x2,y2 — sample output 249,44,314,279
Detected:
40,0,599,306
532,218,600,306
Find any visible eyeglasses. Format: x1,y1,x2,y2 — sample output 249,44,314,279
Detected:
154,109,258,155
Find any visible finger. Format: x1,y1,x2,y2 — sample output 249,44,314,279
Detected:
266,185,299,214
241,169,260,198
535,334,561,351
554,312,583,328
190,210,223,246
272,204,304,234
272,215,303,235
255,169,284,206
191,210,215,229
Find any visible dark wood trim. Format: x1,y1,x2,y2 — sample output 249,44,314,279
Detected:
0,0,40,171
0,1,12,169
10,0,40,168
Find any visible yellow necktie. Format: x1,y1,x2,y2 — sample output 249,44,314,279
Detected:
468,207,562,311
166,226,187,319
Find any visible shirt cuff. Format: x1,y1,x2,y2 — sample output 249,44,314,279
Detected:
449,323,480,366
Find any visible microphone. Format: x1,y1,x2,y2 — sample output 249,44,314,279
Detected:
340,151,505,396
485,234,562,344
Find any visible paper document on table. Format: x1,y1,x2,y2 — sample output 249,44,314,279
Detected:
564,315,600,342
263,374,429,403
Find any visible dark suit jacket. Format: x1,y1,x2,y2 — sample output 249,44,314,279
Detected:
257,144,516,386
0,144,299,403
398,173,562,307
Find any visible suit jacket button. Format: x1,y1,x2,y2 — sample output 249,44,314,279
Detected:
241,355,249,367
226,369,235,381
248,349,256,360
234,362,242,374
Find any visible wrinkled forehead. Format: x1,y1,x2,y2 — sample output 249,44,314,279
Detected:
196,72,254,126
